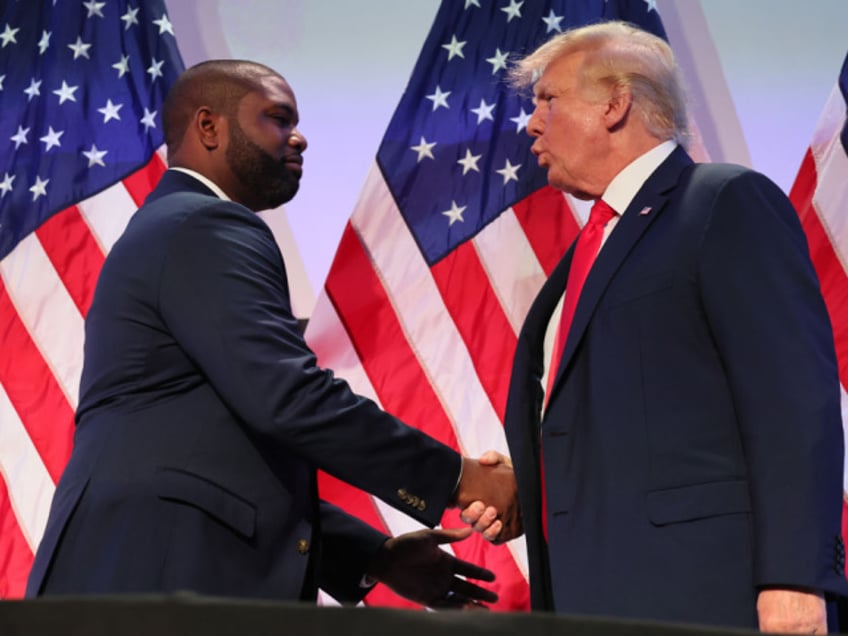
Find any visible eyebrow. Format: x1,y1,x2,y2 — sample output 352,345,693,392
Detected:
533,84,552,99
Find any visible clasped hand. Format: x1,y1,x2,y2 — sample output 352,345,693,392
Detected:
454,451,522,544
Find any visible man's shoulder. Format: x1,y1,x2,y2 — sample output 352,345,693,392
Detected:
685,162,787,206
687,160,754,183
136,183,259,232
678,160,783,204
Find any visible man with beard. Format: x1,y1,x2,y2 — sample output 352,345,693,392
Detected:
26,60,517,607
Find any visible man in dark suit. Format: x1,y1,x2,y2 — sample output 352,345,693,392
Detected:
462,21,847,632
26,59,519,607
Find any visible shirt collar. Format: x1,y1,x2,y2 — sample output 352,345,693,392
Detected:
602,140,677,214
169,167,231,201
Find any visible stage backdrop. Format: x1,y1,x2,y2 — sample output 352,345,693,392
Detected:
2,0,848,605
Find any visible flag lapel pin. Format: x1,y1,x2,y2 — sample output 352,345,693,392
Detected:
639,206,653,216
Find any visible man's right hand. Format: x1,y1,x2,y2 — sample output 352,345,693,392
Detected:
454,451,522,544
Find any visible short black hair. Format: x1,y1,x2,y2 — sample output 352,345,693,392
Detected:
162,59,280,155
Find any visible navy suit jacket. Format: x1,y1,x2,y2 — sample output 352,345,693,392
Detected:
505,147,847,628
27,170,460,601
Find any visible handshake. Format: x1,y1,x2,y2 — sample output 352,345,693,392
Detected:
453,451,523,544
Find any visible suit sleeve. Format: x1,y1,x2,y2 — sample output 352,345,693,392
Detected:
156,201,460,527
316,500,387,604
697,169,846,594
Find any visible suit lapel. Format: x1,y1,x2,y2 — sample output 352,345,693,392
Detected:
548,147,694,400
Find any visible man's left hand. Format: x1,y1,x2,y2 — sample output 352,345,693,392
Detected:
757,588,827,633
367,526,497,609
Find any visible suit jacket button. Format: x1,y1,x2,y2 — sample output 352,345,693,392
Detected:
296,539,310,555
417,500,426,512
398,488,408,501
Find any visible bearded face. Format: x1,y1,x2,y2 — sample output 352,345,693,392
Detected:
225,115,301,211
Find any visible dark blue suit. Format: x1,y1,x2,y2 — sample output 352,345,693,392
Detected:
506,147,847,627
27,170,460,601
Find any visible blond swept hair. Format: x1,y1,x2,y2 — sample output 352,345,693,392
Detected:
509,21,689,145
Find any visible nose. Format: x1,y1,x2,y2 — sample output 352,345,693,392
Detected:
289,128,307,152
527,106,543,138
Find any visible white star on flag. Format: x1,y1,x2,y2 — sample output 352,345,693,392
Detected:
52,80,78,104
37,29,50,54
0,23,19,48
83,1,106,18
39,126,63,151
113,55,130,78
501,0,524,22
121,6,140,30
442,200,467,226
425,85,450,111
82,144,108,167
153,14,174,36
470,98,496,124
23,78,41,101
0,172,14,196
464,0,481,8
457,148,482,175
542,9,564,33
97,100,123,123
141,108,158,131
29,175,49,201
10,125,29,149
442,35,467,61
486,48,509,74
510,108,532,133
410,136,437,162
495,158,521,184
147,58,164,80
68,36,92,59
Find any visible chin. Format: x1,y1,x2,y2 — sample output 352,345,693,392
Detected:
259,177,298,209
245,190,295,212
546,175,570,194
547,175,588,199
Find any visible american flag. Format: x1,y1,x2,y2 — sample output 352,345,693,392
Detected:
788,50,848,552
0,0,183,598
306,0,667,609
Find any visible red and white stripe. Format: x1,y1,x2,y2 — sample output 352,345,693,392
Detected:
0,148,168,598
307,161,585,610
787,79,848,529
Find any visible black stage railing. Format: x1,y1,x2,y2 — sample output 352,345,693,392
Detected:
0,594,763,636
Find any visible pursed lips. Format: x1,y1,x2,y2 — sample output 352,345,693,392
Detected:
531,145,548,168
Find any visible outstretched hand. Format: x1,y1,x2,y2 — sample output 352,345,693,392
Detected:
459,451,522,544
367,526,497,610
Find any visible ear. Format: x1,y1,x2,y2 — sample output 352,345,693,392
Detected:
194,106,226,151
603,85,633,131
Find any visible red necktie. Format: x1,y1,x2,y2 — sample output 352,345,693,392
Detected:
541,198,617,541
